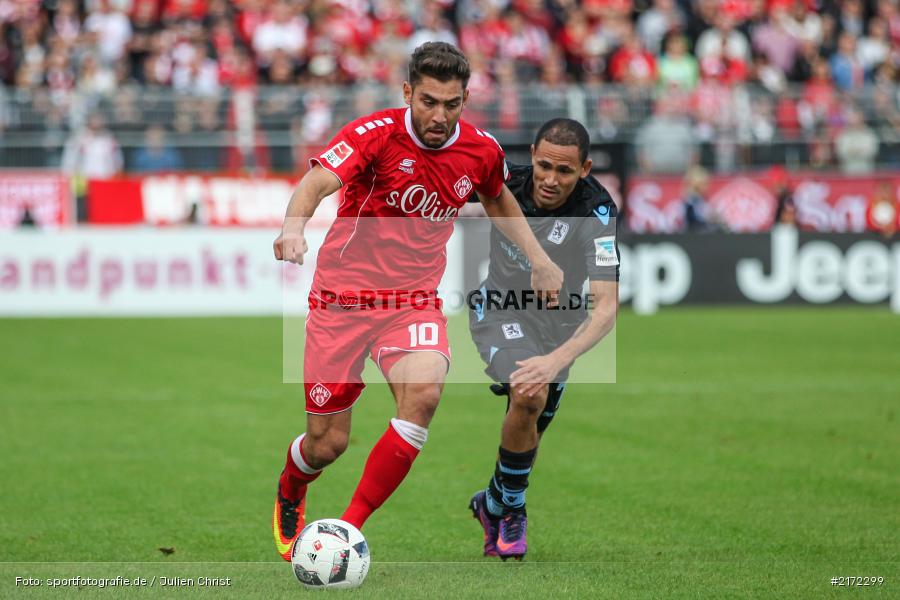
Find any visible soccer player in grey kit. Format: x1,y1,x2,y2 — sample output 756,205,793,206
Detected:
468,118,619,560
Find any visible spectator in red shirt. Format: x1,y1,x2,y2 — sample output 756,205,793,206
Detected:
608,26,657,86
497,8,550,77
495,57,521,131
162,0,208,24
459,4,504,60
876,0,900,47
583,0,632,21
320,2,373,53
511,0,555,31
372,0,413,38
234,0,266,47
799,57,837,132
558,8,612,81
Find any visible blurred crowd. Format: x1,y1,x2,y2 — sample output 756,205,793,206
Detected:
1,0,899,175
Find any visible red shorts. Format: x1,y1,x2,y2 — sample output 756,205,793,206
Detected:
302,304,450,415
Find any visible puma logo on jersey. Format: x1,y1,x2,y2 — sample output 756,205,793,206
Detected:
398,158,416,174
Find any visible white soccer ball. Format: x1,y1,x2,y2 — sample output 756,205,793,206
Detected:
290,518,370,589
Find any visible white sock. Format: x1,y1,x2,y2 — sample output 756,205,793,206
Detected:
290,434,321,475
390,418,428,451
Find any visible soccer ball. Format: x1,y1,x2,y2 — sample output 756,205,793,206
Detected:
290,519,370,589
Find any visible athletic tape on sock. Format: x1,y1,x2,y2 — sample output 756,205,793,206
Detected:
390,418,428,451
291,434,321,475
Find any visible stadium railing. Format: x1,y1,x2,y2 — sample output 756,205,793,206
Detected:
1,83,898,173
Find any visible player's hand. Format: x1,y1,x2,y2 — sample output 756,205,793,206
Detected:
273,229,308,264
510,354,564,398
530,258,563,306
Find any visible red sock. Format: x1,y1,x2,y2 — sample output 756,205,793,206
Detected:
341,423,420,529
280,436,321,502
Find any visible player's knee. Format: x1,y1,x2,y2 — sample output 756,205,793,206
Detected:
398,383,442,426
509,385,549,417
303,429,349,467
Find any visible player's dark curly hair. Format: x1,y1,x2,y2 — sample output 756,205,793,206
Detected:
535,118,591,163
408,42,470,89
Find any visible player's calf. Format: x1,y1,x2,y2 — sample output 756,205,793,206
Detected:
502,384,548,451
341,418,427,529
274,412,350,561
536,382,566,435
301,420,351,468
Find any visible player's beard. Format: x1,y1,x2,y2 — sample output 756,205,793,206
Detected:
413,119,451,149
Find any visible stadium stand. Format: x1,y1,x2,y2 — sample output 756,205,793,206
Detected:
0,0,897,231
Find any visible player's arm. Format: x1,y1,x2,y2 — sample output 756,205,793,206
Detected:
510,279,618,397
478,184,563,299
273,164,342,264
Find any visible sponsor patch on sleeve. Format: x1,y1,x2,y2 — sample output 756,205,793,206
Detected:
320,141,354,168
594,236,618,266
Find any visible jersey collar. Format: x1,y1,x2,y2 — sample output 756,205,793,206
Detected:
404,107,460,151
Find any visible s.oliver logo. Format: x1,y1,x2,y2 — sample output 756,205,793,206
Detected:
386,184,459,223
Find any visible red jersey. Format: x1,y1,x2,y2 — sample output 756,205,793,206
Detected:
309,107,506,297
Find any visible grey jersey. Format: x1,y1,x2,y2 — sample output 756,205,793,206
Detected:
479,163,619,332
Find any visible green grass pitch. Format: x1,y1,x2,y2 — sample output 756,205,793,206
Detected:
1,307,898,598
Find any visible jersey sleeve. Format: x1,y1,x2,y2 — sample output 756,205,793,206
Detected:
474,131,507,199
467,159,514,203
582,200,620,282
309,117,386,186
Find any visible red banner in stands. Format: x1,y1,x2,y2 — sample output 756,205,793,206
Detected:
0,172,72,229
86,174,338,227
627,174,899,233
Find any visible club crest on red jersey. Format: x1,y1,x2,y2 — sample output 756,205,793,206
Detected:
309,383,332,407
454,175,473,199
321,141,354,168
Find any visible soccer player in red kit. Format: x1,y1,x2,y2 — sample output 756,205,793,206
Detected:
271,42,564,560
